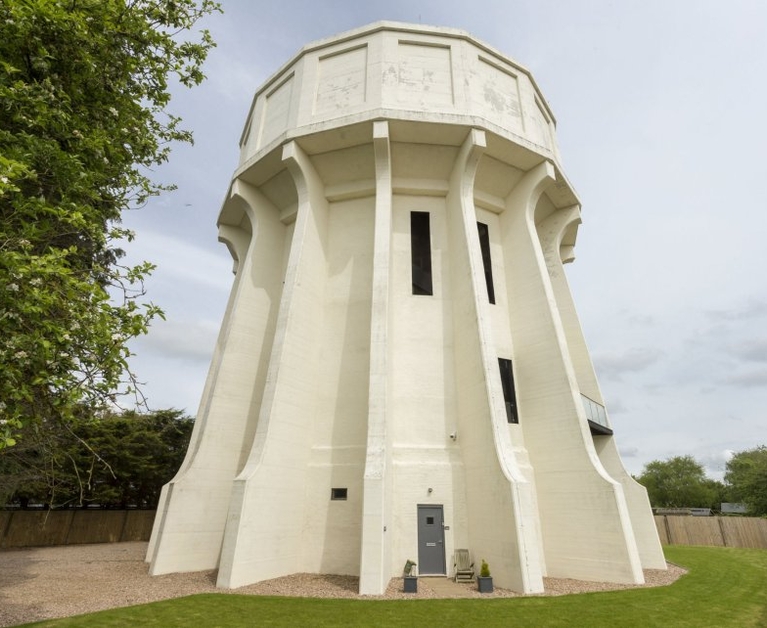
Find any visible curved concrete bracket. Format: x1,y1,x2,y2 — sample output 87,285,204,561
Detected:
283,141,322,209
538,204,581,275
218,180,264,274
505,160,556,220
451,128,487,195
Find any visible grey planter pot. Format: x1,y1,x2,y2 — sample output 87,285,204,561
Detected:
403,576,418,593
477,576,493,593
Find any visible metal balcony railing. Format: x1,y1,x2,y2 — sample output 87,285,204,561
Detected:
581,394,612,435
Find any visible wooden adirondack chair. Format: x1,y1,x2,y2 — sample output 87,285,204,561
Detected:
453,549,475,582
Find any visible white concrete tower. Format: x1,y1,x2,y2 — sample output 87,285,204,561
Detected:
147,22,666,594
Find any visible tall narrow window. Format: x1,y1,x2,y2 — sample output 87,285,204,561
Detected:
498,358,519,424
477,222,495,304
411,211,433,295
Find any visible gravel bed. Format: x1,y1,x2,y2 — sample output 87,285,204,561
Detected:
0,542,685,627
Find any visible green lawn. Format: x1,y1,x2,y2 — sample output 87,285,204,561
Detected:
23,546,767,627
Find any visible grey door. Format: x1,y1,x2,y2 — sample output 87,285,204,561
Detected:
417,505,446,575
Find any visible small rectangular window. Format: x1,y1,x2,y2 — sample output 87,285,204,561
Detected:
426,516,434,525
498,358,519,424
411,211,433,295
477,222,495,304
330,488,348,500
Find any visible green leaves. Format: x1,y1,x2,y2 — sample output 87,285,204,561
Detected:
0,0,221,447
637,449,767,514
724,446,767,516
637,455,722,509
0,409,194,508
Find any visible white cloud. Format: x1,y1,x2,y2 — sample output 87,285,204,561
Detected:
123,229,234,293
605,398,627,415
694,449,735,482
728,339,767,363
724,369,767,388
706,299,767,322
133,318,220,362
593,347,664,381
619,446,638,458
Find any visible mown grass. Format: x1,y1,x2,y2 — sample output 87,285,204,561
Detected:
24,546,767,627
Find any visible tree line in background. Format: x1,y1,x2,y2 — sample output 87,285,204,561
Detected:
636,447,767,516
0,409,193,509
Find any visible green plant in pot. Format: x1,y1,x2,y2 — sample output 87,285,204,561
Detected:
403,559,417,593
477,559,493,593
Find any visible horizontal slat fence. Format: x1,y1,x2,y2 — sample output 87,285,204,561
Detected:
3,512,765,550
655,515,767,549
0,510,155,549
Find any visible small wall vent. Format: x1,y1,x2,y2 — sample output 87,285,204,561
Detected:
331,488,348,500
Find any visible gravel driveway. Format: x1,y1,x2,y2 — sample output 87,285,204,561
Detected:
0,542,684,627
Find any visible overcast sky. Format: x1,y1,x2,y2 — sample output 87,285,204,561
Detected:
121,0,767,481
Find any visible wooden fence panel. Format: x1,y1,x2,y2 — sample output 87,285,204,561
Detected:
654,515,767,549
683,517,724,547
66,510,127,544
720,516,767,549
1,511,74,548
665,516,693,546
121,510,156,542
654,515,669,545
0,510,156,548
0,511,12,542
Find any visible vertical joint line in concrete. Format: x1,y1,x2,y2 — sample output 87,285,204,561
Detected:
365,119,392,468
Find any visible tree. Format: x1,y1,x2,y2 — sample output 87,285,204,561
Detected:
724,446,767,516
637,455,720,509
0,408,194,508
0,0,220,448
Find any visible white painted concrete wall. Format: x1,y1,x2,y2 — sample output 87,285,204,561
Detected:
149,22,664,594
238,22,561,172
540,208,666,571
389,193,463,579
148,184,288,575
302,195,374,575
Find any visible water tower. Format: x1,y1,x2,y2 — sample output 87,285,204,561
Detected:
147,22,665,594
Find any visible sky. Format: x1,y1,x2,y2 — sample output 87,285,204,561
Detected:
121,0,767,481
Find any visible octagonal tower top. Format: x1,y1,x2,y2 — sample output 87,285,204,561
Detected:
238,21,563,169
